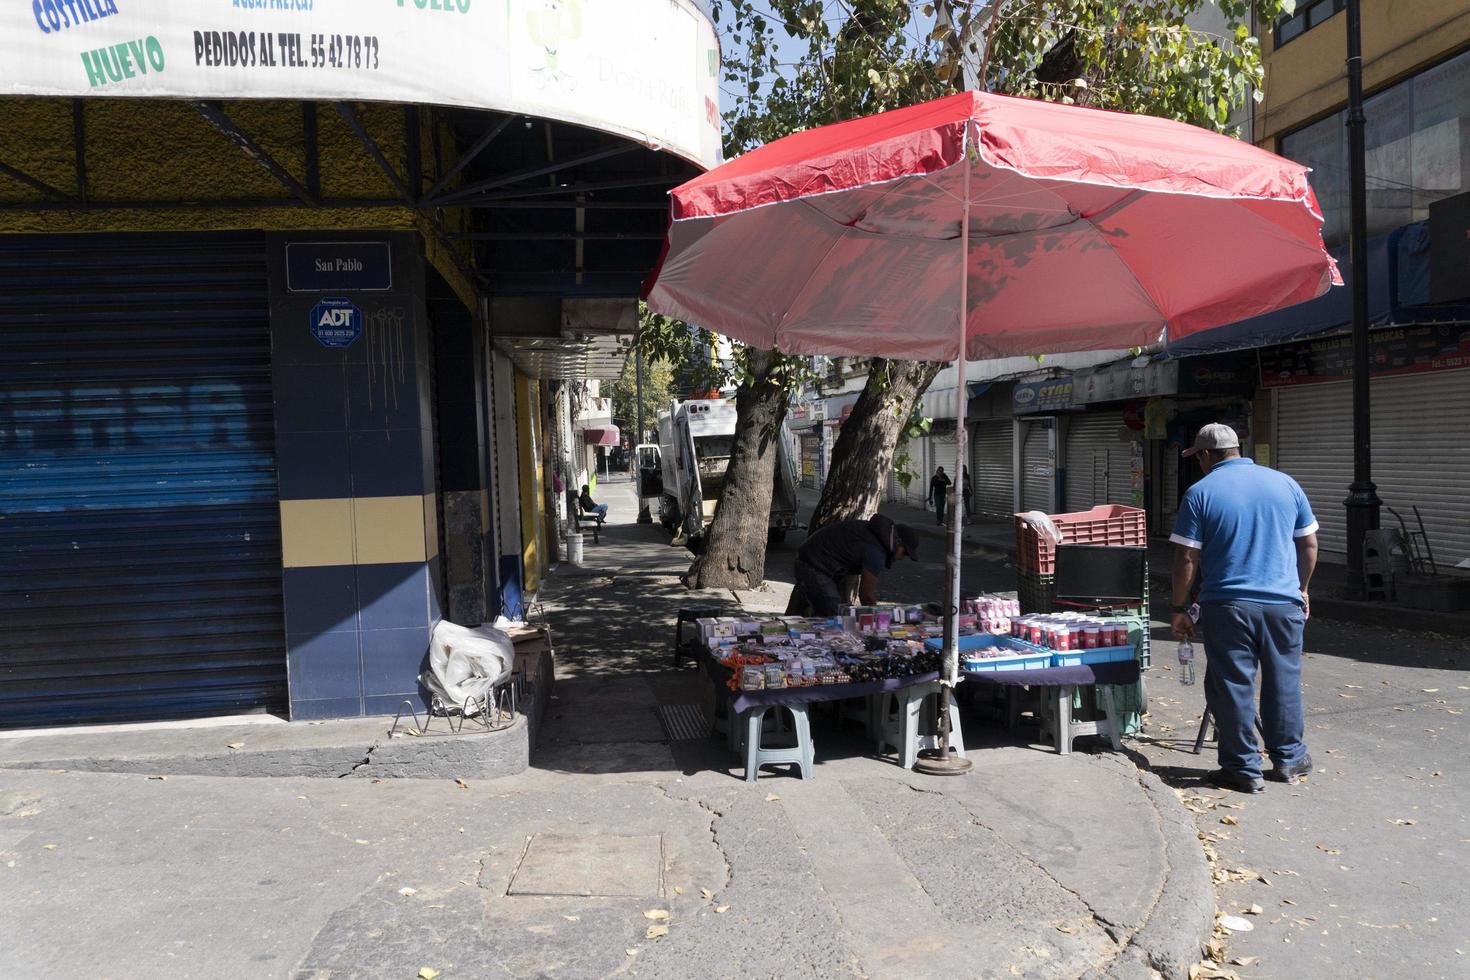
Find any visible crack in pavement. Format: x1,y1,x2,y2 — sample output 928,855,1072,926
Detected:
906,780,1133,942
337,742,377,777
653,781,734,892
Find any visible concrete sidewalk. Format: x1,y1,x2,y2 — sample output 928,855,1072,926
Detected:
0,481,1217,980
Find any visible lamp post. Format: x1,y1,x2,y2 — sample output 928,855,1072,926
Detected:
635,329,653,523
1343,0,1381,596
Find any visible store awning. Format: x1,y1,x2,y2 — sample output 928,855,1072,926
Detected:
1162,221,1470,358
583,426,620,446
1,3,723,171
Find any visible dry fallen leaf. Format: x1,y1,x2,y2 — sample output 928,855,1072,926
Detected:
398,887,418,897
643,909,670,921
1337,693,1356,699
353,839,371,845
1422,689,1440,693
563,915,580,922
701,888,715,901
1232,956,1261,967
1220,815,1239,826
625,948,639,956
1055,924,1077,934
645,924,669,939
147,775,167,781
454,779,469,790
1190,963,1240,980
41,844,58,851
1247,904,1264,915
765,793,781,802
673,886,684,895
418,969,442,980
226,741,246,750
714,905,730,914
1315,844,1341,856
1390,819,1417,826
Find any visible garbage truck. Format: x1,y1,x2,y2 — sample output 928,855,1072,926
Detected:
653,398,799,545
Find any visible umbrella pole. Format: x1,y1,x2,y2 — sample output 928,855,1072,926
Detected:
916,129,974,778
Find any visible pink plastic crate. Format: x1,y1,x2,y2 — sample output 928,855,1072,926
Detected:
1014,505,1146,576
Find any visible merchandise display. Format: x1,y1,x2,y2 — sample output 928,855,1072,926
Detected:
923,610,1143,673
700,609,967,692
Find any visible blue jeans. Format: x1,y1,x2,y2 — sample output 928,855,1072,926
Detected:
1201,600,1308,780
589,504,608,522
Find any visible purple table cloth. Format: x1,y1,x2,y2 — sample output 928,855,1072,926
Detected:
959,660,1141,688
712,655,1139,715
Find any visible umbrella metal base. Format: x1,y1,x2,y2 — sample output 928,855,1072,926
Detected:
913,749,973,777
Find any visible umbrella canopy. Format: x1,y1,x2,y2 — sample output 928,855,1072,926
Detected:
644,90,1338,361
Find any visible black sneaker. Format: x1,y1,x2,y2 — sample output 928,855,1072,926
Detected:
1206,769,1266,794
1266,755,1313,784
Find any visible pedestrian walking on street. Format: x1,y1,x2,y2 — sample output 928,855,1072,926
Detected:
1169,423,1319,794
928,466,952,527
962,465,973,525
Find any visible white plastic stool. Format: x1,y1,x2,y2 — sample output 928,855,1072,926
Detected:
875,682,965,769
741,704,814,782
1039,684,1123,755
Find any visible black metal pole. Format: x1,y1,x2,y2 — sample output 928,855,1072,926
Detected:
1343,0,1381,596
635,330,652,523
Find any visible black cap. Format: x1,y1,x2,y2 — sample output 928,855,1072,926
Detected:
895,523,921,561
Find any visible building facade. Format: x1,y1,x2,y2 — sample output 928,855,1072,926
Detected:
0,2,720,728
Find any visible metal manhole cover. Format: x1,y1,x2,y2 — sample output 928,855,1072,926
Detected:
507,833,663,898
656,703,710,741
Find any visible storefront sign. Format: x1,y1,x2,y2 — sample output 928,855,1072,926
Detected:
1012,378,1075,414
1429,190,1470,304
1072,360,1178,404
286,242,392,292
309,296,363,349
2,0,723,169
1176,352,1257,395
1259,323,1470,387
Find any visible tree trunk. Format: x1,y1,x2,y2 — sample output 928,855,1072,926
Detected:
809,358,944,532
684,349,788,590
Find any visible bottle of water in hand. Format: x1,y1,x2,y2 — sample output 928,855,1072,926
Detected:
1176,639,1196,686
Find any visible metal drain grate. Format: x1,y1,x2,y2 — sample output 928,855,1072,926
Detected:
656,703,711,741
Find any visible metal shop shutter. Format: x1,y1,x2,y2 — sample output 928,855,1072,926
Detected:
1277,370,1470,562
970,419,1014,518
1019,419,1054,514
1064,411,1132,512
0,233,286,727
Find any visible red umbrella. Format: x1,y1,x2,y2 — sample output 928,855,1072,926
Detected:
644,90,1338,772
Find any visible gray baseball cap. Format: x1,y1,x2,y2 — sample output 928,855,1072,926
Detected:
1182,423,1241,458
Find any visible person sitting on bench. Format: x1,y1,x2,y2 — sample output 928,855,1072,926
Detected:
579,485,608,524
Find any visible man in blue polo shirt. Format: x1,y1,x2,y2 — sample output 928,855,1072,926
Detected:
1170,423,1319,794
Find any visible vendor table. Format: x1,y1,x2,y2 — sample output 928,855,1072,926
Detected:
961,660,1141,754
729,671,942,715
703,653,952,780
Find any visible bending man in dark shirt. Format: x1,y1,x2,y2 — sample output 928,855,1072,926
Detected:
793,514,920,615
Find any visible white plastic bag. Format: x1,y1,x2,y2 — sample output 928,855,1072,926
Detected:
419,620,514,716
1018,511,1063,546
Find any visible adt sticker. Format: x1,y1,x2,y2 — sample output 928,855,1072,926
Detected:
309,297,363,349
